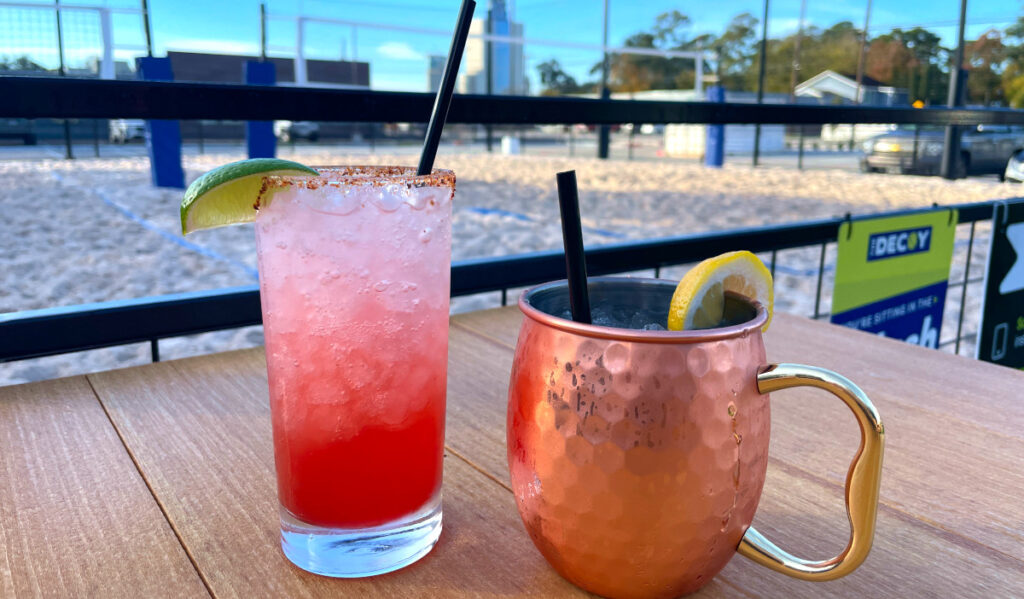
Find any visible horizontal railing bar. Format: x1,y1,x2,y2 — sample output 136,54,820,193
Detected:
939,333,977,348
0,201,1004,363
5,77,1024,125
949,276,986,286
0,286,262,362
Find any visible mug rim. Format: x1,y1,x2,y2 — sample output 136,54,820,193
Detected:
518,276,768,344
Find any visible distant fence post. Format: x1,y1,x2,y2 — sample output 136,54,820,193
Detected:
705,85,725,168
245,60,277,158
136,57,184,189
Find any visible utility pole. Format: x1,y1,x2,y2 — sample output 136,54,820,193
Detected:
259,3,267,60
597,0,611,159
752,0,769,167
790,0,807,168
55,0,73,159
851,0,872,149
940,0,969,179
789,0,806,99
141,0,153,56
485,4,493,152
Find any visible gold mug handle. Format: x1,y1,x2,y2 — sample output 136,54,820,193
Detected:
738,363,886,582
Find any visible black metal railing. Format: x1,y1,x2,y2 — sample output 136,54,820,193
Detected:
0,200,1001,363
0,76,1017,365
6,76,1024,126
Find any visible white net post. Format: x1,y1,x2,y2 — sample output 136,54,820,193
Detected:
695,52,704,95
295,16,307,86
98,7,113,79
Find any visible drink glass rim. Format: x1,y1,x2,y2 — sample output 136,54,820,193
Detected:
518,277,768,344
264,166,455,191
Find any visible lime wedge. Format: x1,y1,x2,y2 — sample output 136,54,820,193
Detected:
180,158,318,235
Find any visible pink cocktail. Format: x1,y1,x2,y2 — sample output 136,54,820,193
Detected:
254,166,454,577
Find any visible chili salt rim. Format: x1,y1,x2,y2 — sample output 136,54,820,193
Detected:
263,166,455,191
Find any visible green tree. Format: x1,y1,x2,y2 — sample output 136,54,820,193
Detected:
1002,17,1024,107
868,28,947,104
703,13,759,90
0,55,46,71
590,11,701,93
755,22,863,95
964,29,1005,105
536,59,589,96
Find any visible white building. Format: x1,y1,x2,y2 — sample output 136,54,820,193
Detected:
458,0,528,96
795,70,909,106
795,71,908,142
427,55,446,92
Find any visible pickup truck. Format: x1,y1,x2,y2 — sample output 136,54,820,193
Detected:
860,124,1024,177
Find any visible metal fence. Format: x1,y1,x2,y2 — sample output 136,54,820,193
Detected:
0,198,1001,363
0,76,1018,364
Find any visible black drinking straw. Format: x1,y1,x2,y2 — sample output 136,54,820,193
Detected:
556,170,592,324
416,0,476,176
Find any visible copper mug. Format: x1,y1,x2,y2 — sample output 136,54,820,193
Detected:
507,278,885,599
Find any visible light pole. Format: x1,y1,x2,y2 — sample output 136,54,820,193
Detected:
940,0,969,179
55,0,73,159
850,0,873,150
598,0,611,159
752,0,769,167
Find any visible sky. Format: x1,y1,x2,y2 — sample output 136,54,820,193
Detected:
4,0,1022,92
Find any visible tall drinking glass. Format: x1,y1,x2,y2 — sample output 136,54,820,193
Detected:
254,166,455,577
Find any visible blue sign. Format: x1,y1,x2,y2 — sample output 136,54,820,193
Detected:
830,281,946,347
867,226,932,261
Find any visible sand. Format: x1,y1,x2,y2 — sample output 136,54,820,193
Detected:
0,152,1013,385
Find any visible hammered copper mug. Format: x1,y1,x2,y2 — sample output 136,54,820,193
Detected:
507,278,885,599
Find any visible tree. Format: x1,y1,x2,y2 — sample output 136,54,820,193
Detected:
588,11,699,93
536,59,589,96
964,29,1005,105
652,10,691,49
704,13,759,90
1002,17,1024,107
0,55,46,72
744,21,866,95
867,28,947,104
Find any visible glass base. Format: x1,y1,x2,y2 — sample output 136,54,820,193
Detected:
280,497,442,578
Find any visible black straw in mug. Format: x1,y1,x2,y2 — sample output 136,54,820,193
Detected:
416,0,476,176
556,170,592,324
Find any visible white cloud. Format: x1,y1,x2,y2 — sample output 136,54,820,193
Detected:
376,41,423,61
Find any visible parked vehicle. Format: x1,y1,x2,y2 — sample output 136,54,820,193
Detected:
861,124,1024,177
1003,150,1024,182
109,119,146,144
274,120,320,142
0,119,37,145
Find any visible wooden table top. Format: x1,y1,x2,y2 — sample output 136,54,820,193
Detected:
1,308,1022,598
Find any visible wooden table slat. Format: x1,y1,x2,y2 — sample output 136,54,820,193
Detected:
720,463,1024,598
0,377,209,599
2,306,1020,598
86,352,597,598
766,313,1024,441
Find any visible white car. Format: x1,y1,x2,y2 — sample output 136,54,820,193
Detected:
108,119,146,143
274,121,320,142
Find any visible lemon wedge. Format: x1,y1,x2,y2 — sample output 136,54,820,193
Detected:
667,251,773,331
